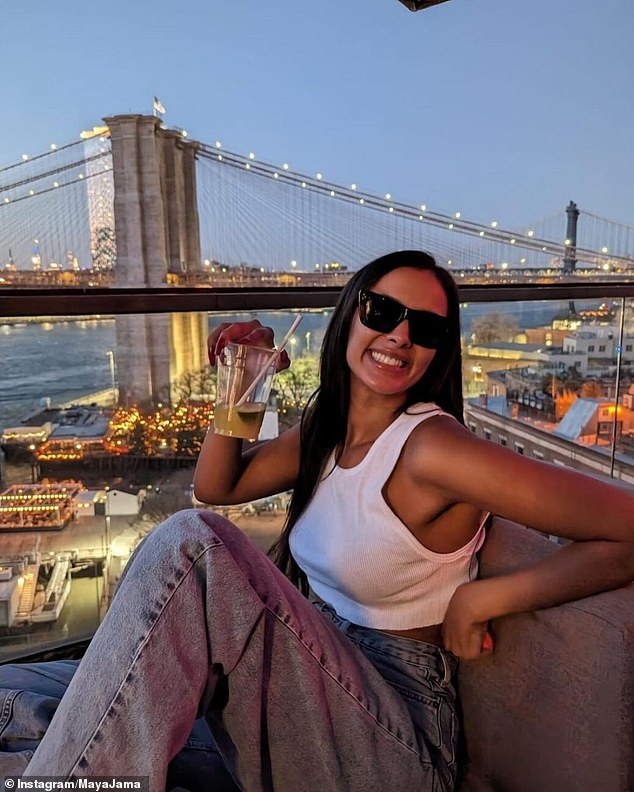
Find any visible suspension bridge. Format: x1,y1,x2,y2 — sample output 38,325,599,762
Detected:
0,114,632,288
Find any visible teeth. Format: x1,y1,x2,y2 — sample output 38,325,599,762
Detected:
370,350,405,368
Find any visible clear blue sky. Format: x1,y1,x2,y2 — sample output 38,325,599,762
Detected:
2,0,632,230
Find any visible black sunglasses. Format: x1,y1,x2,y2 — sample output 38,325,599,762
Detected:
358,289,448,349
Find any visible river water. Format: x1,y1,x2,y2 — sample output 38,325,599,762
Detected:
0,300,574,430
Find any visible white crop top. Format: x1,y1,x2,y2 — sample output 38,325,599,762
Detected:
289,402,487,630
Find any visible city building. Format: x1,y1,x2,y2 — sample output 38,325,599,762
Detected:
80,126,115,271
0,482,83,531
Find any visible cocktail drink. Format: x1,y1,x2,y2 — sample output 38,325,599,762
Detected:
214,403,266,439
214,343,276,441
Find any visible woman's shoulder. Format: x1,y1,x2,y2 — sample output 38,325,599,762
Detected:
404,401,461,427
404,405,469,457
404,400,448,417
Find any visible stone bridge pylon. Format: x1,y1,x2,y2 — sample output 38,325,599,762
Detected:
103,115,207,408
104,114,202,287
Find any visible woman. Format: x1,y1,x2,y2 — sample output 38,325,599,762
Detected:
8,251,634,789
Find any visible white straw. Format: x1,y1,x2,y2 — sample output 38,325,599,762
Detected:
235,315,303,407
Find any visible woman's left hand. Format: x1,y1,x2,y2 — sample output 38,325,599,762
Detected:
441,581,495,660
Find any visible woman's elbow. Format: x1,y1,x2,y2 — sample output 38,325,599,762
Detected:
192,475,222,506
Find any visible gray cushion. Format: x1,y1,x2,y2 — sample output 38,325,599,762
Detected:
458,517,634,792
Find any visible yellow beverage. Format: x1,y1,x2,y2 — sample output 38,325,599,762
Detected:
214,402,266,441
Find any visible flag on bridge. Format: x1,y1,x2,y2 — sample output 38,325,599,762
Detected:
153,96,166,116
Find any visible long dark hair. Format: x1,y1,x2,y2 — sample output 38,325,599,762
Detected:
269,250,464,592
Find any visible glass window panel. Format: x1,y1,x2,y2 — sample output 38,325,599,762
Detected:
461,296,633,486
0,291,632,659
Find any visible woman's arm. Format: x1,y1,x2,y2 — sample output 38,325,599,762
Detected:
193,423,300,505
412,417,633,543
408,418,634,658
442,539,634,658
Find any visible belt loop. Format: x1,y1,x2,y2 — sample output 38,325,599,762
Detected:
439,650,451,686
339,617,353,633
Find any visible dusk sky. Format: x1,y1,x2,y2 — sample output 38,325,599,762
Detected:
2,0,632,233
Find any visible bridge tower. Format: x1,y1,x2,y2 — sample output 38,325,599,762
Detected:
563,200,580,275
103,115,207,407
103,114,201,285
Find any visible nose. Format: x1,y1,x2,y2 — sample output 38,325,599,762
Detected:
387,319,412,347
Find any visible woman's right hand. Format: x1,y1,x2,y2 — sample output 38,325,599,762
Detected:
207,320,291,371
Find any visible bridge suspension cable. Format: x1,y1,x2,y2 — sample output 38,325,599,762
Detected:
0,140,113,272
0,140,84,174
196,142,633,272
1,127,631,278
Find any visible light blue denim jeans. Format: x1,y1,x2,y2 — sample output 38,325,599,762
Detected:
0,509,459,791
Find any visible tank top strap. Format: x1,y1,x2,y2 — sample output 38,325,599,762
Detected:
363,402,451,480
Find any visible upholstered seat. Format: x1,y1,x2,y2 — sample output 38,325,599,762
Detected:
459,517,634,792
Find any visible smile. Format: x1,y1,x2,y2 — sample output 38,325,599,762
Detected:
369,350,407,368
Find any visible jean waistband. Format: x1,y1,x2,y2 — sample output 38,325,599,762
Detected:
311,598,457,686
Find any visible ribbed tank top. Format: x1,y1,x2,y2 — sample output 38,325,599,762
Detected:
289,402,487,629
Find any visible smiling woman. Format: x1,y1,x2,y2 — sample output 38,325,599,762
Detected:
1,251,633,791
346,267,448,399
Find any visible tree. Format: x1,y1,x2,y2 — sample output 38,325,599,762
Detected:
169,368,216,405
471,313,519,344
275,357,320,410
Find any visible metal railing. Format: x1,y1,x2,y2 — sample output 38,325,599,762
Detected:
0,281,633,316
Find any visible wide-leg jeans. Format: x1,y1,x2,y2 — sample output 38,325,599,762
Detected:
0,509,458,791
